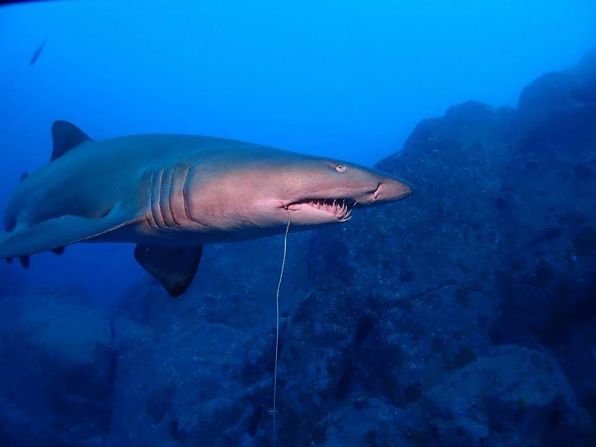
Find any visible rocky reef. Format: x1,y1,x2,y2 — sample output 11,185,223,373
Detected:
0,53,595,446
0,286,116,447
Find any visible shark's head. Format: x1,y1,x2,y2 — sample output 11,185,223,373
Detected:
185,146,412,236
273,156,412,226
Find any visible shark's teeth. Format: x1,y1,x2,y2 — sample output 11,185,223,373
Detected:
290,197,356,220
339,209,353,222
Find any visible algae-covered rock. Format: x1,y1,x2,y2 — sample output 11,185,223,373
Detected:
108,236,312,446
0,286,115,446
413,346,590,447
296,55,596,445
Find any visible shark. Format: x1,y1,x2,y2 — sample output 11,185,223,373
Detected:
0,121,413,296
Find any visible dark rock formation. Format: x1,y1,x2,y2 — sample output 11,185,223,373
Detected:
493,53,596,439
281,53,596,445
107,236,313,446
0,286,116,447
409,346,589,447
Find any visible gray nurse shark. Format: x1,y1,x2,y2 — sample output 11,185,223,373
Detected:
0,121,413,296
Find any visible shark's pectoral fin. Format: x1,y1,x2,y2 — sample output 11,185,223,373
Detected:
0,205,136,261
134,244,203,297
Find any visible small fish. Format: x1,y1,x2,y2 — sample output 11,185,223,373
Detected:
30,35,48,66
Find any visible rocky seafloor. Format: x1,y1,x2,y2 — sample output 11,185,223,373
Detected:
0,54,595,447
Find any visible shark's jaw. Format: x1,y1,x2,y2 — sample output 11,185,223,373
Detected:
275,176,413,226
283,197,358,223
276,178,413,226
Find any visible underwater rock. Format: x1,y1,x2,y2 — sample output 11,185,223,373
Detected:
315,398,412,447
302,54,596,444
276,283,498,443
413,346,591,446
0,286,115,446
517,72,578,130
303,96,514,416
492,55,596,425
109,315,257,447
311,99,516,300
108,236,312,446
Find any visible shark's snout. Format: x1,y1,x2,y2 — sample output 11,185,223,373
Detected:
277,163,413,226
373,178,414,202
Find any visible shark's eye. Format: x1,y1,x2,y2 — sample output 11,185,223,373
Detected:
335,164,346,173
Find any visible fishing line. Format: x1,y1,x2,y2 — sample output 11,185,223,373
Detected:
272,215,291,447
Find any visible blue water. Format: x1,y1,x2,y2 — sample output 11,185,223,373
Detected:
1,1,595,300
0,1,595,446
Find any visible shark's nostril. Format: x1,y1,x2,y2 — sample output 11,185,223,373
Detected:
372,183,382,200
373,179,414,202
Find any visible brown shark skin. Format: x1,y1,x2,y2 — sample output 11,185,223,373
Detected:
4,132,411,248
0,125,412,294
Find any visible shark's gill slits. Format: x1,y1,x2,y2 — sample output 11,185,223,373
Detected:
168,163,192,226
147,164,195,231
146,168,164,230
159,166,175,226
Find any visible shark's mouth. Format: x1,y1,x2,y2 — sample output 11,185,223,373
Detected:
285,198,357,222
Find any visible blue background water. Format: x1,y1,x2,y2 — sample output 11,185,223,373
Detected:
1,2,596,446
1,1,595,302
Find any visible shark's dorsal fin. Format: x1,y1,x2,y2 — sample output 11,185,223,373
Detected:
51,120,93,161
